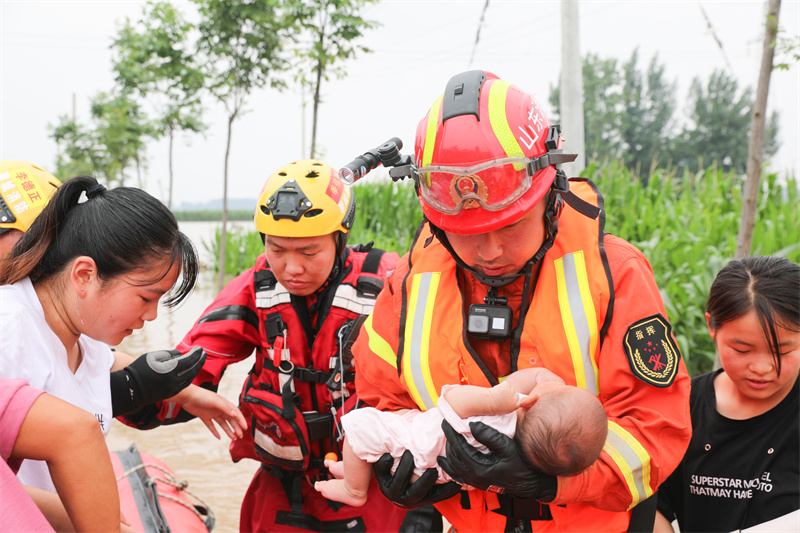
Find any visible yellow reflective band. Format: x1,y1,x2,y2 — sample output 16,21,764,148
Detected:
421,96,443,184
363,313,397,369
605,421,653,509
554,252,600,394
402,272,441,411
487,80,526,171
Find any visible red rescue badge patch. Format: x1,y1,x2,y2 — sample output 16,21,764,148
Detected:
623,314,681,388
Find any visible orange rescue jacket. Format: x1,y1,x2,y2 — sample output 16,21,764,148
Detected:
354,179,691,532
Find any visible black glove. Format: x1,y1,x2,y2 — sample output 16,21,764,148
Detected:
373,450,461,509
437,420,558,502
111,346,206,416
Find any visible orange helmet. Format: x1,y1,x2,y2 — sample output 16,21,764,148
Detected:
0,160,61,236
414,71,572,234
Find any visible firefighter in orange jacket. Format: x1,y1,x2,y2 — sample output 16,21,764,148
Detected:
351,71,692,532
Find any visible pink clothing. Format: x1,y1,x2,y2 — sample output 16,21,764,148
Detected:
0,377,56,532
342,384,518,482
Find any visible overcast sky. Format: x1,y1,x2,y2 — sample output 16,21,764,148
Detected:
2,0,798,207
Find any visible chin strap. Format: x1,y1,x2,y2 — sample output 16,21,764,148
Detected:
427,222,522,287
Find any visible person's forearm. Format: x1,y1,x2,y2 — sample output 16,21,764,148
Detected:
653,511,676,533
48,406,121,532
25,485,75,531
48,417,120,532
110,350,135,371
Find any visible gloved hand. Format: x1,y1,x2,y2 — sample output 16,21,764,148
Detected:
111,347,206,416
437,420,558,502
373,450,461,509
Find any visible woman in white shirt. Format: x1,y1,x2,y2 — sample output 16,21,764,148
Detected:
0,175,245,496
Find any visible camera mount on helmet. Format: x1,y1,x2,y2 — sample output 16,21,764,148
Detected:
262,179,312,222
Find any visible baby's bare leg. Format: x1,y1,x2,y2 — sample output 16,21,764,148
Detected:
314,439,373,507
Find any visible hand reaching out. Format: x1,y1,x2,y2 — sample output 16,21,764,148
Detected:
174,385,247,440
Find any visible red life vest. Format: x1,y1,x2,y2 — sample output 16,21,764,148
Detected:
230,245,397,475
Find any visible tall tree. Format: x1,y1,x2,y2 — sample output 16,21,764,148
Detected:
736,0,782,260
193,0,288,290
550,52,778,177
676,69,779,174
619,50,676,177
50,115,108,180
50,91,153,186
112,0,206,208
90,91,154,187
285,0,379,159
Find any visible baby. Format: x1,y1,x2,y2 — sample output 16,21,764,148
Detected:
315,367,608,506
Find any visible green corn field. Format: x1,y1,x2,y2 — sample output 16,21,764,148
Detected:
204,164,799,377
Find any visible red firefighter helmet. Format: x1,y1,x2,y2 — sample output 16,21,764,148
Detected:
414,70,563,234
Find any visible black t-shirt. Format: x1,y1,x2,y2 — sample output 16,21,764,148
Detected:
657,370,799,532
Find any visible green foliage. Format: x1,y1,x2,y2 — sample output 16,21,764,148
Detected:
50,91,154,186
771,17,800,71
172,210,254,222
619,51,677,175
193,0,288,102
49,116,107,180
591,161,799,376
203,225,265,276
348,180,423,254
284,0,380,158
550,52,779,178
112,1,207,206
113,1,205,102
551,52,622,162
675,70,777,174
192,0,292,284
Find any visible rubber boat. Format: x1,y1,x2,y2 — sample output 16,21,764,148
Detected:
111,443,215,533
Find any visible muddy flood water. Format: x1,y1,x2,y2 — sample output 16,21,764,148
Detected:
106,221,256,533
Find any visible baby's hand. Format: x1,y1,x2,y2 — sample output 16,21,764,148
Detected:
489,381,520,415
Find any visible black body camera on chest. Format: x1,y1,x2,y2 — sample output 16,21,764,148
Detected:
467,287,513,341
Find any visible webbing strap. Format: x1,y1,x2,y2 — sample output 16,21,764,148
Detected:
357,247,386,297
361,246,384,276
563,190,601,220
270,468,367,532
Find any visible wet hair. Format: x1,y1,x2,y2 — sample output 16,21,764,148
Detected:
706,256,800,376
0,175,198,307
516,387,607,477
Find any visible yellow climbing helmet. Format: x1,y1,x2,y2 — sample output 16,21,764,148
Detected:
0,160,62,235
254,160,355,238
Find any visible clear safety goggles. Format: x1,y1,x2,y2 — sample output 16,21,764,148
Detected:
415,157,536,215
415,151,577,215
